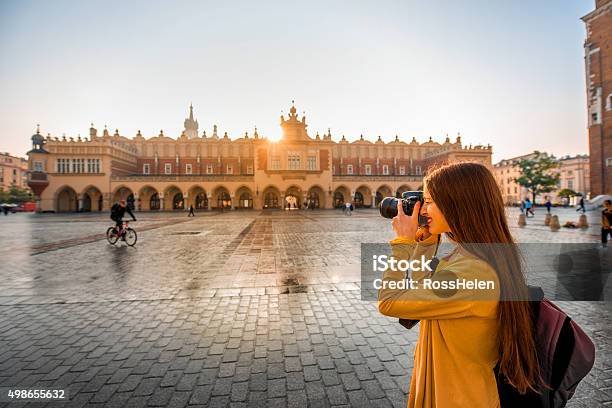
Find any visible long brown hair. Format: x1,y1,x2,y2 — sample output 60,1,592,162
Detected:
425,161,540,394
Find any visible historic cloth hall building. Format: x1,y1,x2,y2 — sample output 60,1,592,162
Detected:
27,103,491,212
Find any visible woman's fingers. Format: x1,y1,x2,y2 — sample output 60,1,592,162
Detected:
411,201,421,224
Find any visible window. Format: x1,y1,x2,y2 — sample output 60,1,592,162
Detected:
606,94,612,111
143,164,150,174
246,165,253,174
185,164,192,174
382,165,389,175
226,164,233,174
206,164,214,174
568,180,573,190
415,166,422,175
34,161,43,172
165,163,172,174
607,157,612,167
307,156,316,170
12,169,17,176
288,154,300,170
365,164,372,175
272,156,280,170
347,164,353,175
399,166,405,175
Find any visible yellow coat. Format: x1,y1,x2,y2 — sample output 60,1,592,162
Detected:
378,237,501,408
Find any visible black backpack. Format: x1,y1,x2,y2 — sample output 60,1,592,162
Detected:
495,287,595,407
110,203,121,221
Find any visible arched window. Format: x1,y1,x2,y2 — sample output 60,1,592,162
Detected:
264,192,279,208
239,193,253,209
173,193,184,210
333,192,344,208
150,193,160,210
218,192,231,209
195,193,208,209
354,192,364,208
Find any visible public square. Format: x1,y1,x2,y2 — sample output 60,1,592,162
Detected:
0,207,610,407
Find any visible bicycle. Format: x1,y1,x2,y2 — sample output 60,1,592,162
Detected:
106,220,137,246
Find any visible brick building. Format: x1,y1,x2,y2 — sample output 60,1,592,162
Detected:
26,103,492,212
582,0,612,196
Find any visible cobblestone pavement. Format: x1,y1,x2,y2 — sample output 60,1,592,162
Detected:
0,208,610,407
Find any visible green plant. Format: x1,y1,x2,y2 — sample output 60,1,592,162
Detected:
514,151,560,203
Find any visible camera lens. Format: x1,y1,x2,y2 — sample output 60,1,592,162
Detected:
379,197,399,219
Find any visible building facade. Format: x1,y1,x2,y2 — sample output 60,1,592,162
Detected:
493,153,590,205
493,153,534,205
583,0,612,196
27,103,492,212
0,152,28,191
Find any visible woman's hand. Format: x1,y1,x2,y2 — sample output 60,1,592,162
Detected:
391,201,422,242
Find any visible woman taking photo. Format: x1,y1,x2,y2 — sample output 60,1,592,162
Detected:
378,162,540,407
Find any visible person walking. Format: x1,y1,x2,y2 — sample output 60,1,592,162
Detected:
576,196,586,213
524,198,534,217
188,204,195,217
602,200,612,248
380,162,540,407
344,201,351,216
544,197,552,214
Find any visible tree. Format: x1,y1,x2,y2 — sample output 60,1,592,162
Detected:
557,188,579,198
1,186,33,204
514,151,560,203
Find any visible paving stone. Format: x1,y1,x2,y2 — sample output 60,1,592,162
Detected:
0,210,608,408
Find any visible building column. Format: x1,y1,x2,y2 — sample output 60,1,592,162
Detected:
230,192,236,210
183,192,189,210
159,193,165,210
372,192,377,208
78,195,84,212
103,193,111,211
206,192,211,210
134,193,140,211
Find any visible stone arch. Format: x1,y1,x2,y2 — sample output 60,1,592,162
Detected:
55,185,78,213
333,185,351,208
138,185,159,211
262,185,281,209
306,185,326,209
81,185,103,212
355,185,372,208
188,185,208,210
112,185,135,210
235,185,254,209
376,184,393,206
284,185,302,210
164,185,184,210
212,185,231,210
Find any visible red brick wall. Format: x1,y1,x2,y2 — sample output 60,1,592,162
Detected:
585,4,612,195
111,160,137,176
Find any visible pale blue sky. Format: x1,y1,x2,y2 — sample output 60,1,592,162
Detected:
0,0,593,162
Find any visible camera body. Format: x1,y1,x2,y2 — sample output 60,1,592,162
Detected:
379,191,426,223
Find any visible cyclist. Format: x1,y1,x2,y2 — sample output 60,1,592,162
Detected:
110,200,136,240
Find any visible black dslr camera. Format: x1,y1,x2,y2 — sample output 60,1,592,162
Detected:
379,191,427,224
